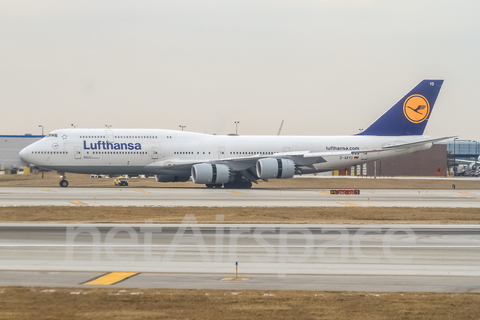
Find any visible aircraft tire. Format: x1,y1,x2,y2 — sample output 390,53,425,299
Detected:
206,184,214,189
243,181,252,189
59,180,69,188
214,184,223,188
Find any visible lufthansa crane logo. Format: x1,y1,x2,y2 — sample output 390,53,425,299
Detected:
403,94,430,123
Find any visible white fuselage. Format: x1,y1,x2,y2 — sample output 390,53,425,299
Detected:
19,128,431,177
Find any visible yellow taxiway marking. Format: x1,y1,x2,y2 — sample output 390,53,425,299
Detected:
84,272,138,286
228,190,242,194
460,192,472,195
42,189,54,193
71,201,86,205
338,202,358,206
135,190,149,193
317,191,329,194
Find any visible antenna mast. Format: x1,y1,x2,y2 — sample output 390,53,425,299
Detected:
277,120,284,135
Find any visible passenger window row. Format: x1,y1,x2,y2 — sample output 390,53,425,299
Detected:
89,151,148,155
114,136,157,139
230,151,276,155
80,136,158,139
32,151,68,154
172,151,275,156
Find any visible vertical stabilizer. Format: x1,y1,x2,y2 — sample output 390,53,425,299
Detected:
358,80,443,136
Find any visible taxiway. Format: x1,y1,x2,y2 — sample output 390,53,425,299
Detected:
0,187,479,207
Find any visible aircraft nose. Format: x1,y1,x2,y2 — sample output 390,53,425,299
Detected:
19,146,30,162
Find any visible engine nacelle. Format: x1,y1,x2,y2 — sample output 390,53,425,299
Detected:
155,175,190,183
256,158,295,179
191,163,230,184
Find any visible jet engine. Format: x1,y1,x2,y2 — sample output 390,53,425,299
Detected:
256,158,295,179
155,175,190,183
191,163,230,184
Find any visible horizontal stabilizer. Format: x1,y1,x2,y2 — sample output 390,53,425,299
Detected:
380,136,456,149
304,136,455,158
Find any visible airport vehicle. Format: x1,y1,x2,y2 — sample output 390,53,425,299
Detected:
114,176,129,186
90,174,106,178
454,156,480,176
19,80,453,188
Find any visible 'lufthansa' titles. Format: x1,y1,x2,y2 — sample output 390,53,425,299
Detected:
83,140,141,150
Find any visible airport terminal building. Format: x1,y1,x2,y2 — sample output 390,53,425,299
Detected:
438,140,479,161
336,141,479,177
334,144,447,177
0,134,44,170
364,144,448,177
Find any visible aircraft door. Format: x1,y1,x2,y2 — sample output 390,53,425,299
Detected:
361,153,367,160
74,147,82,159
106,130,114,143
218,147,225,159
151,147,159,159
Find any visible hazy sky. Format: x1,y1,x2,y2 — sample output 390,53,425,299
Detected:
1,1,479,139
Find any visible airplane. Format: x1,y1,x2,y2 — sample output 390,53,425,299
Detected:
454,156,480,176
19,79,453,188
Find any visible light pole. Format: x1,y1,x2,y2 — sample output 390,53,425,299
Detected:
476,141,478,175
105,125,112,129
453,138,458,176
179,125,186,131
234,121,239,135
71,124,77,129
38,125,44,136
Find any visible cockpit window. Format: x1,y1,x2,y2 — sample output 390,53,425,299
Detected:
45,133,58,137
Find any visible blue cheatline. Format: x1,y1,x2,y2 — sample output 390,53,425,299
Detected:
0,135,45,138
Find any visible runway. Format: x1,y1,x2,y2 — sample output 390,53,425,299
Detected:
0,187,479,207
0,223,479,292
1,271,479,293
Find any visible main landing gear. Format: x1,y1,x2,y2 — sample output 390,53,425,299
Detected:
224,180,252,189
58,173,69,187
205,179,253,189
205,184,222,189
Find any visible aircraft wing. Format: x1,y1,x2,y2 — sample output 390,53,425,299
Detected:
155,150,323,169
154,154,273,171
151,136,456,179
